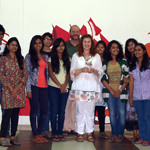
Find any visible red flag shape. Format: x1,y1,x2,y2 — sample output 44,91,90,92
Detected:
80,25,88,36
52,25,70,42
88,18,101,36
100,33,109,46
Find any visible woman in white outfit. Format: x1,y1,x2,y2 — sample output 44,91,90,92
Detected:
68,34,103,142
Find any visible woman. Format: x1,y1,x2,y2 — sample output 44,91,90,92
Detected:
37,32,53,139
42,32,53,57
48,38,70,142
101,40,129,142
95,40,108,139
125,38,139,142
0,37,28,147
25,35,49,143
129,43,150,146
69,34,103,142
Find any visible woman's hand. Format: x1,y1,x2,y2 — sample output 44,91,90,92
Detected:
115,90,122,98
27,92,32,99
60,84,67,93
11,87,20,99
82,67,89,73
129,97,134,107
110,89,117,98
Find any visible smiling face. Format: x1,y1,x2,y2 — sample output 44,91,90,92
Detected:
134,45,145,59
109,43,120,57
43,35,53,47
96,43,105,55
127,41,135,53
34,38,42,52
70,26,80,41
56,41,65,54
82,37,92,52
7,41,18,54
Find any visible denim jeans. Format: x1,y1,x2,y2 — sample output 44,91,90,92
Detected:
133,100,150,142
107,93,126,137
0,82,10,135
49,86,69,135
37,86,51,132
29,86,48,136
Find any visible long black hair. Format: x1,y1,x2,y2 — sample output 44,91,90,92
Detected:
29,35,43,71
130,43,149,72
125,38,137,64
103,40,124,61
51,38,70,74
3,37,24,70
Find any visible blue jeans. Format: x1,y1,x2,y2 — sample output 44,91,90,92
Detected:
0,82,10,135
29,86,48,136
133,100,150,142
37,87,51,132
107,93,126,137
49,86,69,135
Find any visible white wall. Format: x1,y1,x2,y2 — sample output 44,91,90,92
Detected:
0,0,150,124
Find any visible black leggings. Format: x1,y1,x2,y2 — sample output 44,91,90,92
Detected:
1,108,20,137
95,106,106,132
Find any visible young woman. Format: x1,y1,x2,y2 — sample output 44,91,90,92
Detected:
69,34,103,142
129,43,150,146
0,37,28,147
37,32,53,139
125,38,139,142
95,40,108,139
101,40,129,142
48,38,70,142
25,35,49,143
42,32,53,57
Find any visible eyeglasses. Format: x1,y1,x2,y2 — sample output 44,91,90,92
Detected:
44,38,52,41
127,44,135,48
9,44,18,47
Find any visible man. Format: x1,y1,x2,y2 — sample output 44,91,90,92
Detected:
63,25,80,136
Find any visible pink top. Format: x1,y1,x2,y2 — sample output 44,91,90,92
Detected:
37,59,47,88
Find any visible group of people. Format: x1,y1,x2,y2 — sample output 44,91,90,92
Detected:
0,23,150,147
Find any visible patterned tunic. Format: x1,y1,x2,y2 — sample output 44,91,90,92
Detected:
0,55,28,109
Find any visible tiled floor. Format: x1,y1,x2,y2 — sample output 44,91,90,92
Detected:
0,126,149,150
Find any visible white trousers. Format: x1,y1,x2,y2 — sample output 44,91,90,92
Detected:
75,101,96,134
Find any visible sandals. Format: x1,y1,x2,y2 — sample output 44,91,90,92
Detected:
33,135,48,143
116,136,123,142
99,132,109,139
87,134,95,142
76,134,84,142
134,139,144,144
42,131,51,139
58,135,67,141
52,136,60,142
62,131,70,136
142,141,150,146
0,139,12,147
10,138,21,146
108,136,117,142
130,136,138,142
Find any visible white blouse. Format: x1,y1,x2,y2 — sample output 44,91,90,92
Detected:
70,53,103,93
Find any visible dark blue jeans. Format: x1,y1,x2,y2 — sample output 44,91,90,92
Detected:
107,93,126,137
37,87,51,132
49,86,69,135
29,86,48,136
133,100,150,142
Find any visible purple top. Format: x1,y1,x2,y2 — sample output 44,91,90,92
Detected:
129,62,150,100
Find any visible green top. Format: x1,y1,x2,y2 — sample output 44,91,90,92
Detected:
66,40,78,89
101,58,129,102
66,40,78,58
